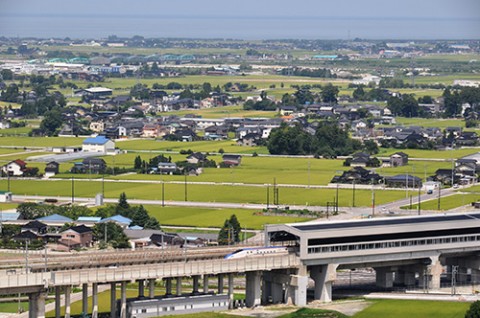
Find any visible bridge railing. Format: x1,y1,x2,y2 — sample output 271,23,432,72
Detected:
50,254,301,286
0,271,50,290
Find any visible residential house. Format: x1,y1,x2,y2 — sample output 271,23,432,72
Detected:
187,152,207,165
100,215,132,228
157,162,178,175
457,132,478,146
37,214,73,224
237,133,263,147
2,159,27,176
204,125,229,140
331,167,383,185
390,152,409,167
21,220,47,235
433,169,457,185
142,123,160,138
385,174,422,188
44,161,60,177
89,121,105,133
83,158,106,174
59,225,93,249
349,152,371,167
172,129,197,142
13,230,42,242
222,155,242,166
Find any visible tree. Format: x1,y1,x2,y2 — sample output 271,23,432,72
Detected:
320,84,339,103
0,69,13,81
40,108,63,136
118,192,130,210
363,140,379,154
443,88,461,117
93,222,130,248
218,214,242,245
352,86,366,101
465,301,480,318
134,155,142,170
0,84,19,103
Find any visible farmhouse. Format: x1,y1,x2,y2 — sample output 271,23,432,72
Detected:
2,159,27,176
389,152,409,167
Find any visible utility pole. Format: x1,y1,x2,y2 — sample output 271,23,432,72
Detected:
352,180,356,207
418,180,421,215
437,183,441,210
71,176,75,203
101,174,105,197
184,173,187,202
266,185,270,210
335,183,339,214
162,181,165,207
307,161,311,189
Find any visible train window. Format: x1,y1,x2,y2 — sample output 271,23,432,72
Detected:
141,309,147,313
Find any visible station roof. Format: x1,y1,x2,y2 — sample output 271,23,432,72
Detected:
291,213,480,232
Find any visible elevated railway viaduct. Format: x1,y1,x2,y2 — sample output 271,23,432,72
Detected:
3,213,480,317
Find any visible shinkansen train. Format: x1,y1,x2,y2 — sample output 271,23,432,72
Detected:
224,246,289,259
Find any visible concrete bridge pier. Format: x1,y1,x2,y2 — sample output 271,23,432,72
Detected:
176,277,182,295
82,283,88,316
203,275,209,293
54,286,61,318
289,267,308,306
310,264,337,303
148,279,155,298
228,273,234,309
165,278,172,296
193,275,200,294
262,270,290,304
428,257,443,290
110,282,116,318
138,279,145,298
120,281,127,318
261,276,272,304
375,267,394,289
92,283,99,318
28,291,47,318
65,285,72,318
246,271,262,307
218,275,224,294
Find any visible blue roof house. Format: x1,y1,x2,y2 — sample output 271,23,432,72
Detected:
100,215,132,227
37,214,73,223
82,136,115,153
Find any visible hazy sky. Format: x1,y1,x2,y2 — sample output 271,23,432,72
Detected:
1,0,479,39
